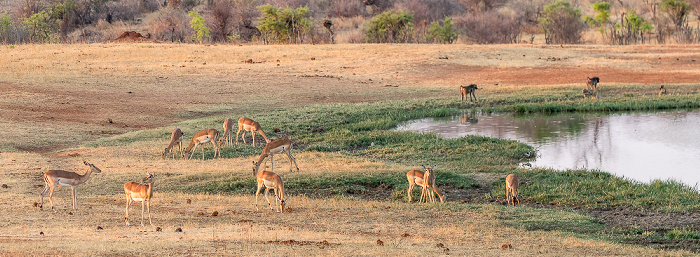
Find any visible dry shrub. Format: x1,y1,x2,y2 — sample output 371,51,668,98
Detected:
145,7,190,42
107,0,161,22
230,0,261,42
206,0,233,42
459,0,506,12
64,20,131,43
395,0,462,23
455,11,523,44
327,0,365,18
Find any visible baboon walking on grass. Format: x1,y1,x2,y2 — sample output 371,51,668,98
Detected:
460,84,478,102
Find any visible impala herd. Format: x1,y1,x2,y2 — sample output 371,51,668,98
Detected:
40,114,525,227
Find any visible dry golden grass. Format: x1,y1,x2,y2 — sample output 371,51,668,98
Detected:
2,43,700,255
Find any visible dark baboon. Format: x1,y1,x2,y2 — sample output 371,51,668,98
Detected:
659,85,667,96
460,84,478,102
582,89,596,99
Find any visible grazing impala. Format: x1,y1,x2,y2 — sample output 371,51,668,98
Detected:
39,161,102,211
162,128,184,160
505,174,520,206
406,165,444,203
255,170,290,213
124,172,156,226
218,118,234,146
252,138,300,175
237,117,270,147
184,129,221,160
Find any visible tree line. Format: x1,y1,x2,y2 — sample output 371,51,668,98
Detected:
0,0,698,44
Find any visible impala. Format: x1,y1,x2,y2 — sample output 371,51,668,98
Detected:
184,129,221,160
406,165,444,203
39,161,102,211
252,138,300,175
505,174,520,206
124,172,156,226
254,170,290,213
659,85,667,96
237,117,270,147
218,118,234,146
162,128,184,160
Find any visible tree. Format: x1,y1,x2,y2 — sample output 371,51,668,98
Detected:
189,10,210,44
585,1,611,38
661,0,692,29
363,10,414,43
538,1,585,44
257,4,313,44
426,17,458,43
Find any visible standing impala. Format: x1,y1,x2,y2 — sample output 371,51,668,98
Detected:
184,129,221,160
406,165,444,203
39,161,102,211
162,128,184,160
124,172,156,226
505,174,520,206
237,117,270,147
218,118,234,146
252,138,300,175
255,170,290,213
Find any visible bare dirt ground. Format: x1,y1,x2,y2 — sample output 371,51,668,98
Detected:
1,43,700,255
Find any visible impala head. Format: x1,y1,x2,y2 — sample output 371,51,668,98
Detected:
161,148,169,160
421,165,435,174
84,161,102,173
252,161,261,176
141,172,156,184
276,193,291,213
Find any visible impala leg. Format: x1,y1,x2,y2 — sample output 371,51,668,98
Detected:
125,195,132,226
264,188,274,210
48,185,56,211
236,128,242,144
407,184,414,202
255,182,263,211
188,143,199,160
212,141,220,159
71,186,77,210
147,200,153,226
241,131,247,144
140,200,145,227
39,185,50,209
287,151,299,172
252,131,256,147
201,142,205,160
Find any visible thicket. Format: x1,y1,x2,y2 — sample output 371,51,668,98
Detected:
1,0,700,44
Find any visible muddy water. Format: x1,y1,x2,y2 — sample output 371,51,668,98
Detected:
395,110,700,188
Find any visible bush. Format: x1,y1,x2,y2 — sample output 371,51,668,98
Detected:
256,4,313,44
396,0,462,24
328,0,365,18
455,11,523,44
145,7,190,42
538,0,585,44
426,16,458,43
189,10,210,43
363,10,414,43
206,0,233,42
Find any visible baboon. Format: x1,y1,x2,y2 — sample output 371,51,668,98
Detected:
586,77,600,90
582,89,596,99
460,84,478,102
659,85,667,96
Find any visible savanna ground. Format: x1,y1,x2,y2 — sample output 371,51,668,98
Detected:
1,43,700,256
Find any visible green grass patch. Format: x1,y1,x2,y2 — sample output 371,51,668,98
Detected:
491,169,700,212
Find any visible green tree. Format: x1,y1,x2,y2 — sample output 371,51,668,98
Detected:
23,10,59,43
538,1,585,44
426,17,458,44
257,4,313,44
189,10,210,44
364,10,414,43
661,0,692,29
585,2,611,37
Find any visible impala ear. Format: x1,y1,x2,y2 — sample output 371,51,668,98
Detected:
83,161,89,165
421,165,426,170
431,165,436,170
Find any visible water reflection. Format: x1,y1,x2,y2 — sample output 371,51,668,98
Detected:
396,110,700,187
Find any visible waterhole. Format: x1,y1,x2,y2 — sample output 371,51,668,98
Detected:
395,110,700,188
